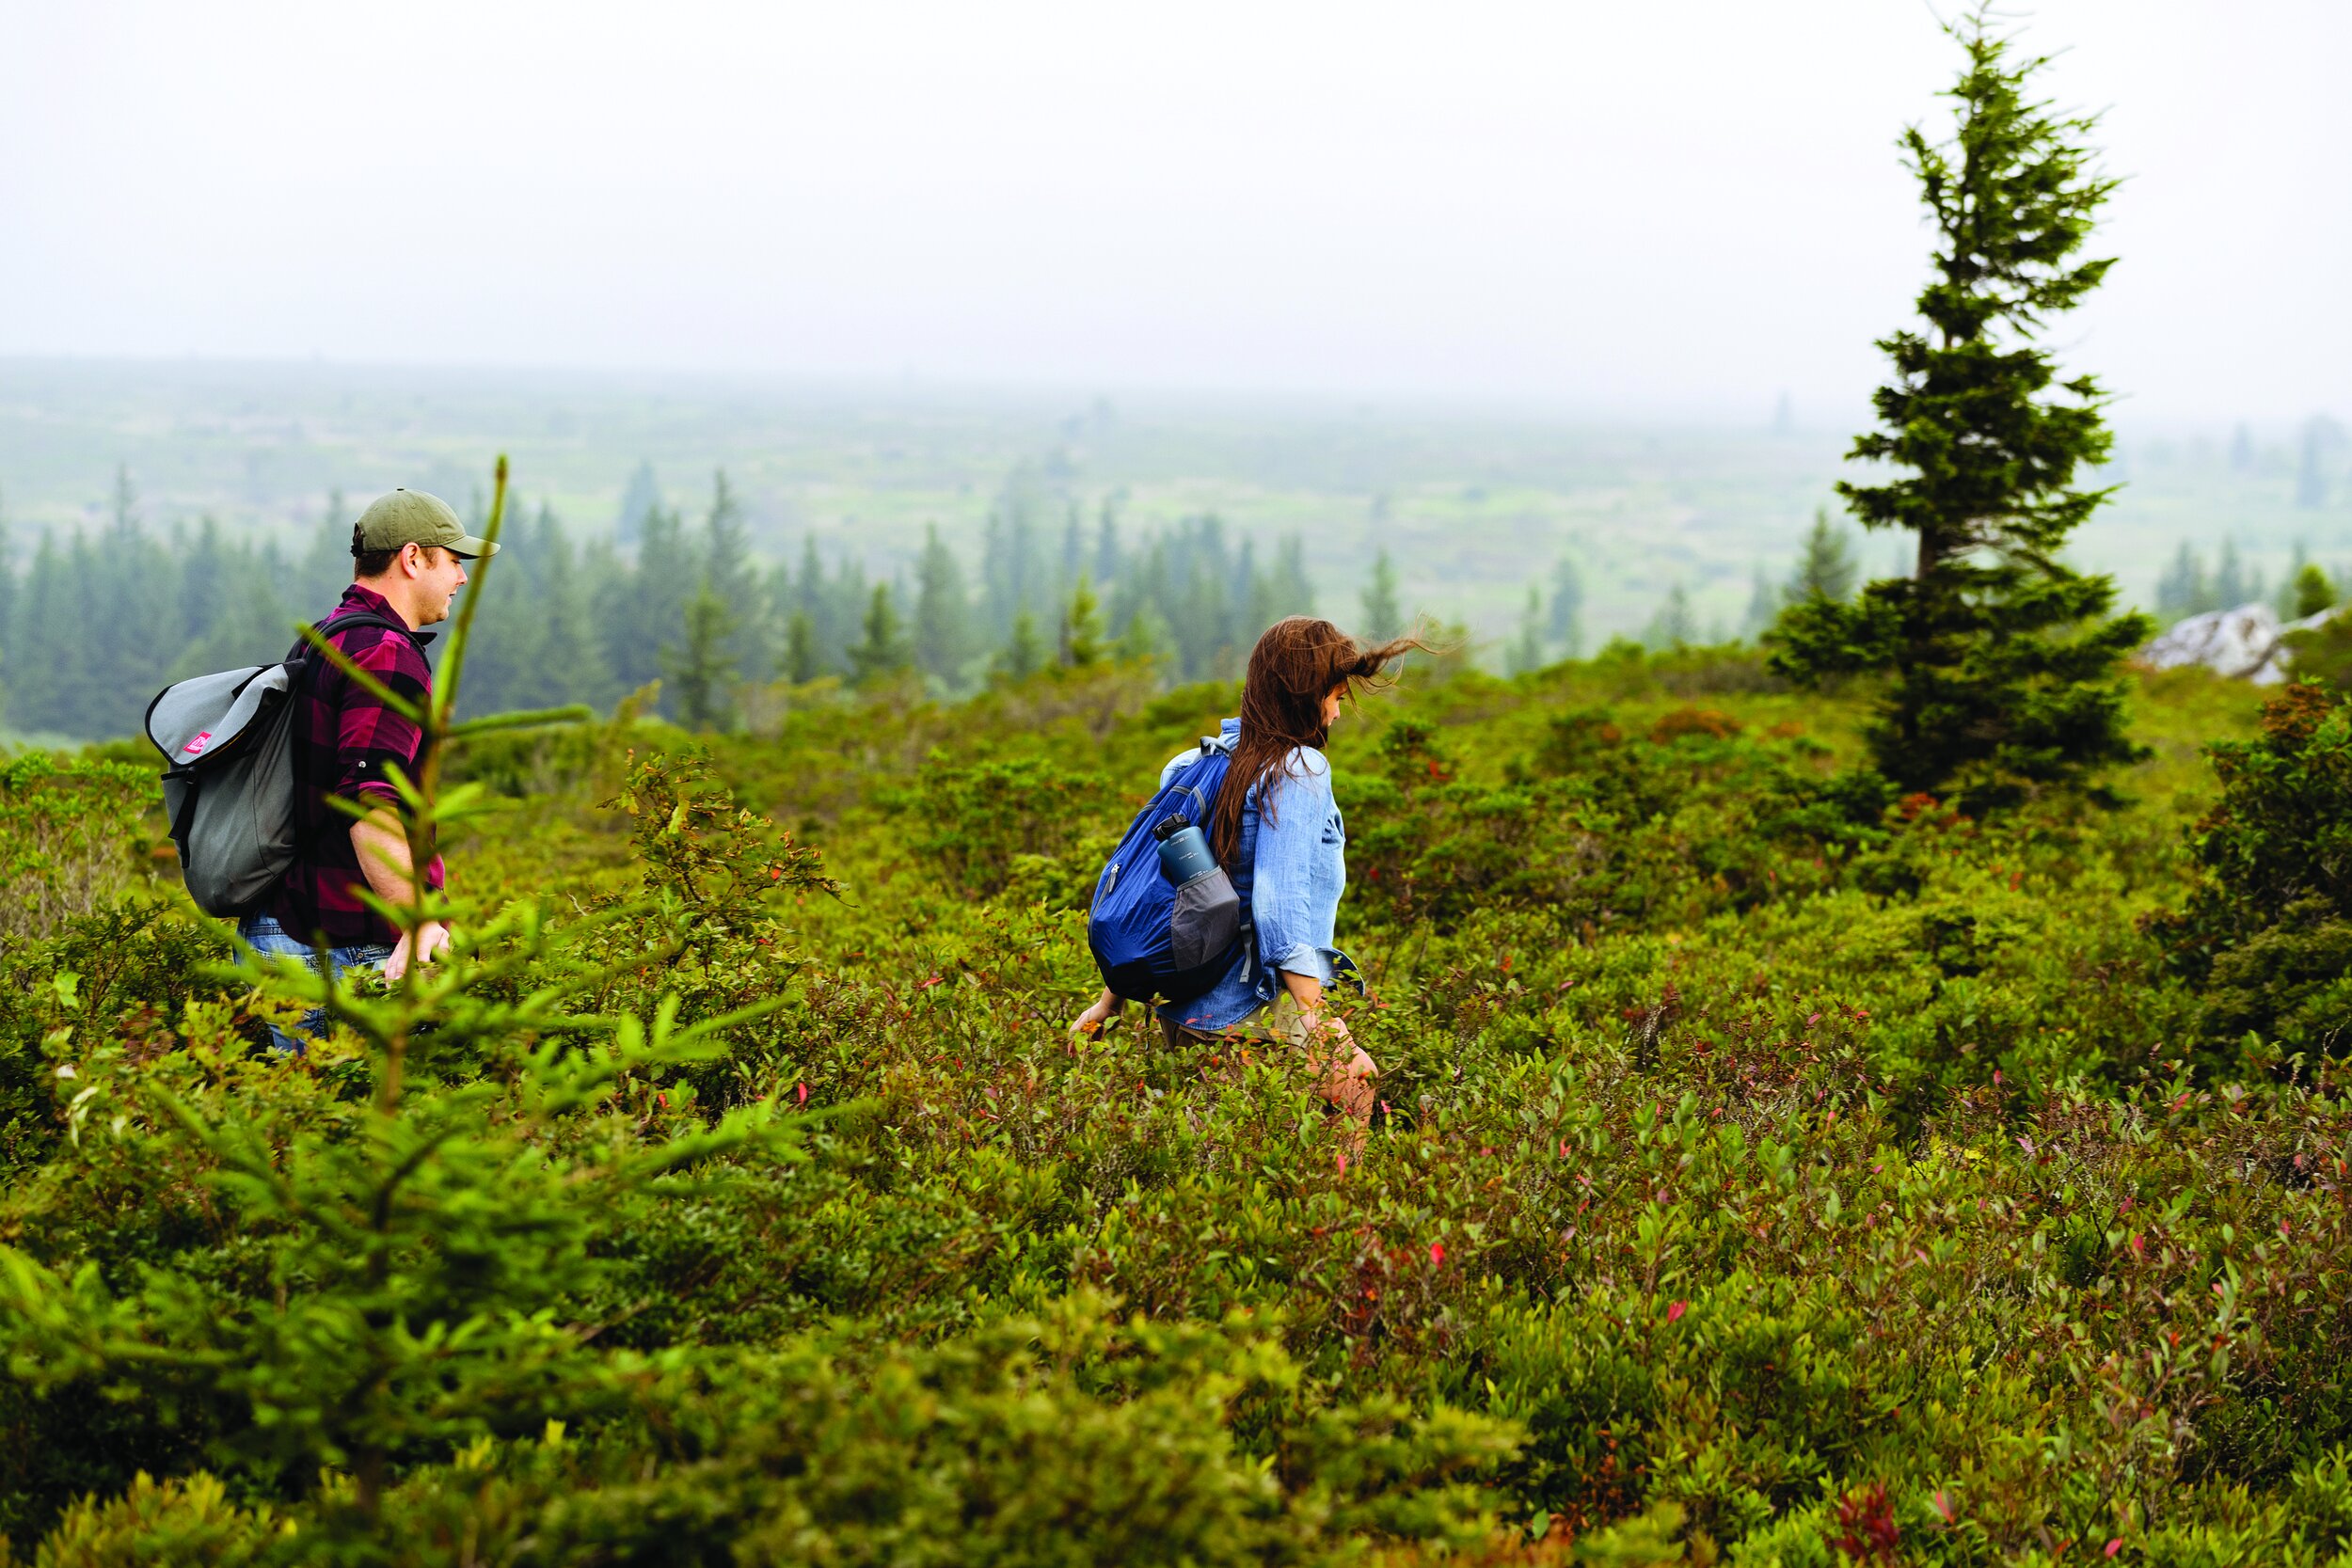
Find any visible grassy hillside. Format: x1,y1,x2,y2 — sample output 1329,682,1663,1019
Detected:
7,646,2352,1565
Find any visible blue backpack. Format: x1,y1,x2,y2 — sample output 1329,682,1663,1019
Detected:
1087,736,1251,1005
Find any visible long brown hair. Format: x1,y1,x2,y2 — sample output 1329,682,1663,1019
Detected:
1209,616,1422,866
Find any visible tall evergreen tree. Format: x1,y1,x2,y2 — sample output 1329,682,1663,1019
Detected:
1359,549,1404,642
1771,9,2151,802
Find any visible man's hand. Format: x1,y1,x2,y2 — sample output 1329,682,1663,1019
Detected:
384,920,453,984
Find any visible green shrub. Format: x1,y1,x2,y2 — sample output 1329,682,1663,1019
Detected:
894,753,1115,898
2145,681,2352,1056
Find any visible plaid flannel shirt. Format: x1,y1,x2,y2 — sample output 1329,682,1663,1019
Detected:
260,583,446,948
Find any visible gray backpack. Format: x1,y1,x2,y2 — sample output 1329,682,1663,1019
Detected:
144,611,404,917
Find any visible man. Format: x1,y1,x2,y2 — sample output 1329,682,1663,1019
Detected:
239,488,496,1045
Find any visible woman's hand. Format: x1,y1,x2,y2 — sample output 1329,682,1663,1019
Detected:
1281,969,1376,1090
1071,988,1122,1038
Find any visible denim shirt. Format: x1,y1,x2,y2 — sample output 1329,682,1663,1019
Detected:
1158,718,1359,1033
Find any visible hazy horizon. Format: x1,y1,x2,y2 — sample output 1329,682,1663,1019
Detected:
5,1,2344,425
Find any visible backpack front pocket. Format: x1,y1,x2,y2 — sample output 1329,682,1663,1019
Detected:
1169,868,1242,972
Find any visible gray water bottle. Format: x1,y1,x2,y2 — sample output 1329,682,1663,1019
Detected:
1153,816,1218,884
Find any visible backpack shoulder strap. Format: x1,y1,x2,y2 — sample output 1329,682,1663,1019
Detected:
290,610,410,669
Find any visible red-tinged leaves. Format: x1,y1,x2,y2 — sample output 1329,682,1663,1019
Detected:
1428,1243,1445,1267
1833,1481,1900,1562
1666,1300,1688,1324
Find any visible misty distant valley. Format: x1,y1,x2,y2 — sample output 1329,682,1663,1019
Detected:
0,359,2341,737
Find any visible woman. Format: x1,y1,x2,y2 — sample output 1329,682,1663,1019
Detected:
1073,616,1420,1132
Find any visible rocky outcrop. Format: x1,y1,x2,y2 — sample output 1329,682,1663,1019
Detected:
2140,602,2343,684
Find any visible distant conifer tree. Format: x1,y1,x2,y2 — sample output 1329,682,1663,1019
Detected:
2156,543,2213,620
0,488,15,703
1505,586,1547,675
2291,562,2337,620
998,608,1045,681
912,523,974,689
1092,496,1123,586
1359,549,1404,642
701,470,766,680
2296,418,2334,510
662,589,739,731
615,459,660,546
1771,8,2151,804
1058,576,1105,669
1741,569,1780,641
848,582,913,685
1784,507,1858,604
1547,554,1585,657
1118,600,1172,663
1644,583,1694,651
782,608,819,684
2213,539,2254,610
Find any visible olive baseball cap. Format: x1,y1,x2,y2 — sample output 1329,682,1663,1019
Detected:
351,488,499,560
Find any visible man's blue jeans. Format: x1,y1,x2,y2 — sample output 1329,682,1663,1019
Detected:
237,913,393,1053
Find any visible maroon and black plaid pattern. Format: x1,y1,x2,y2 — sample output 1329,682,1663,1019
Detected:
260,583,446,947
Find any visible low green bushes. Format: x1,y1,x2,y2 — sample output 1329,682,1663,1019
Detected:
7,650,2352,1562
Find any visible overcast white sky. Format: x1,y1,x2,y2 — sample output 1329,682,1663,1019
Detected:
1,1,2343,424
